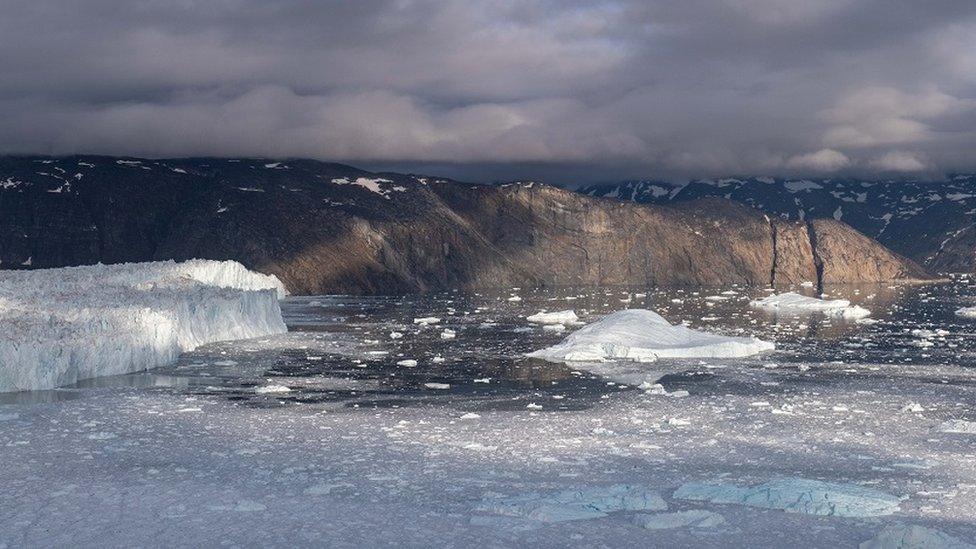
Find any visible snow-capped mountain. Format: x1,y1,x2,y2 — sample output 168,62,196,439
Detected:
580,176,976,272
0,156,926,293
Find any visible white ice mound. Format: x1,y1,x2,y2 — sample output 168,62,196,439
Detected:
526,310,579,325
474,484,667,523
674,477,902,517
527,309,774,363
0,260,287,392
955,306,976,319
860,524,976,549
750,292,871,319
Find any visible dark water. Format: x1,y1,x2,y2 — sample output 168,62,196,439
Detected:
12,277,976,409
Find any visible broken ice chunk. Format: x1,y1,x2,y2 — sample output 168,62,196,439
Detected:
750,292,871,319
631,510,726,530
526,310,579,325
413,317,441,325
254,384,291,394
474,484,667,523
940,419,976,434
674,477,902,517
860,524,975,549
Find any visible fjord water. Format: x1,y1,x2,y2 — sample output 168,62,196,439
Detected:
2,279,976,547
87,278,976,404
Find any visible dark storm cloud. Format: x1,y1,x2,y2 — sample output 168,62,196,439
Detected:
1,0,975,183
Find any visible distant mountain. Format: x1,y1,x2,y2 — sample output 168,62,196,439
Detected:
0,156,927,294
580,175,976,272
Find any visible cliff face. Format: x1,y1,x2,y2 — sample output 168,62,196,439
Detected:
580,175,976,273
0,156,929,294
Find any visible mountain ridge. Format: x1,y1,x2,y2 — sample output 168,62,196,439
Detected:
0,155,929,294
580,175,976,273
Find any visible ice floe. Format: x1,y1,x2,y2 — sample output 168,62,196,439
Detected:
631,510,726,530
526,310,579,325
750,292,871,319
527,309,773,363
0,260,287,392
674,477,902,517
955,306,976,319
940,419,976,434
474,484,667,523
860,524,976,549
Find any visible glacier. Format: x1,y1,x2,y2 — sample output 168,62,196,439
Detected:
527,309,774,363
0,260,287,392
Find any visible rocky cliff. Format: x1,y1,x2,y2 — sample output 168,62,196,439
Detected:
0,156,928,294
580,175,976,273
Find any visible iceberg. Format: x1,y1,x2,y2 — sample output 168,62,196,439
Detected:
526,310,579,325
527,309,773,363
474,484,667,523
750,292,871,319
955,306,976,319
674,477,902,517
0,260,287,392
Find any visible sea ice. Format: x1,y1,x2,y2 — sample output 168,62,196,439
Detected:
860,524,976,549
0,260,287,392
527,309,773,363
674,477,902,517
631,510,726,530
526,310,579,325
474,484,667,523
750,292,871,319
940,419,976,434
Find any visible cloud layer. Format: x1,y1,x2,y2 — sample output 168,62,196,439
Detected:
1,0,975,183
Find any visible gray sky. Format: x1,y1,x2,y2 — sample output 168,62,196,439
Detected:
2,0,975,183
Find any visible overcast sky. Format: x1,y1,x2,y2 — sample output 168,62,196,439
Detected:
1,0,975,184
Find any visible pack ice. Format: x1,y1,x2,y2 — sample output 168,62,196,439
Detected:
674,477,902,517
0,260,287,392
527,309,773,363
750,292,871,318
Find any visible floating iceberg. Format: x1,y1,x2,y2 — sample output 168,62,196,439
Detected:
955,307,976,319
674,477,901,517
860,524,976,549
750,292,871,319
526,310,579,325
474,484,667,523
527,309,773,363
0,260,287,392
